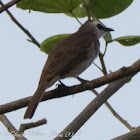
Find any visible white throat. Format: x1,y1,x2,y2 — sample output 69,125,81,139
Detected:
92,21,106,39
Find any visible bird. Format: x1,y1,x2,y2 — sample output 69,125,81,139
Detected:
24,20,114,119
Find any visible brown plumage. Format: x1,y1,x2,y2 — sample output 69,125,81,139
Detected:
24,20,113,119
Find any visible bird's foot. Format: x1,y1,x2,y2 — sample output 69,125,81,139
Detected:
56,80,67,89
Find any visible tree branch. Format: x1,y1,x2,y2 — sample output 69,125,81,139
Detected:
0,1,40,48
0,115,27,140
0,0,22,13
18,118,47,134
53,74,136,140
77,77,134,130
112,126,140,140
0,59,140,115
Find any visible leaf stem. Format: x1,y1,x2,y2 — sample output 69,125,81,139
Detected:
103,42,108,57
70,11,82,25
82,0,91,20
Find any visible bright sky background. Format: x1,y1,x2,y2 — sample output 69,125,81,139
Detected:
0,0,140,140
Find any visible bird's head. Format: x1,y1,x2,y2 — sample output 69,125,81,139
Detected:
79,20,114,39
92,21,114,38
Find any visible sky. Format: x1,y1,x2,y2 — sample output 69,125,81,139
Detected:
0,0,140,140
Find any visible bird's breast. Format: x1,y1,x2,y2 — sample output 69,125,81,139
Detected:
78,42,100,74
60,41,100,78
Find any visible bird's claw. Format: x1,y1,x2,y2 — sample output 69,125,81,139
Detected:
56,81,67,89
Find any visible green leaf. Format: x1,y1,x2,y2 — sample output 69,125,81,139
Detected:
103,32,112,43
110,36,140,46
17,0,82,13
41,34,70,54
65,5,87,18
90,0,133,19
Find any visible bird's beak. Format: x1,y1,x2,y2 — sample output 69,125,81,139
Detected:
104,27,114,32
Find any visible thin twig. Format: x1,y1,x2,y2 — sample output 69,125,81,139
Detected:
112,126,140,140
70,11,82,25
97,49,133,130
93,62,104,73
92,89,134,131
54,74,136,140
0,1,40,48
0,0,22,13
99,52,108,75
18,118,47,134
0,115,27,140
77,77,134,131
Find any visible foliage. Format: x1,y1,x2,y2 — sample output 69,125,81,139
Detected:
90,0,133,19
1,0,139,139
16,0,140,54
17,0,82,13
110,36,140,46
41,34,70,54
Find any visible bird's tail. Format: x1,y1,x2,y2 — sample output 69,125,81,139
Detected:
24,85,47,119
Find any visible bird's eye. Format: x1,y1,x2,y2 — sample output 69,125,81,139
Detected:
97,24,104,30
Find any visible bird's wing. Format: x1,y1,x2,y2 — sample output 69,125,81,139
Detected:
39,32,99,83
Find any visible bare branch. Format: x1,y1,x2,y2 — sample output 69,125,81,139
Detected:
53,75,135,140
0,0,22,13
92,89,134,131
18,118,47,133
0,59,140,115
53,59,140,139
0,1,40,48
0,115,27,140
112,126,140,140
77,77,134,131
